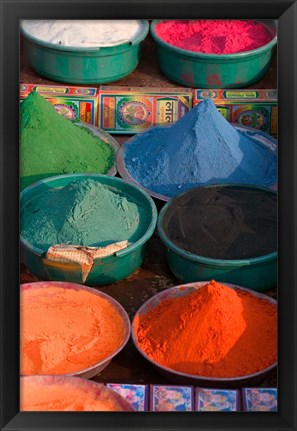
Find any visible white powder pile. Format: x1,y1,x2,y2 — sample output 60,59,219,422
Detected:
21,20,144,47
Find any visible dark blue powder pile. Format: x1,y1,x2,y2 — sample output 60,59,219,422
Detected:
124,99,277,198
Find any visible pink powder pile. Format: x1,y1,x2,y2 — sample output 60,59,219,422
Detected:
155,20,272,54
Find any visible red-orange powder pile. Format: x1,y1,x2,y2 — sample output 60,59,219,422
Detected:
134,280,277,378
20,376,134,411
155,20,272,54
20,284,126,375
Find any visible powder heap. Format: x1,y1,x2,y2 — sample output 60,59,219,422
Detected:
135,280,277,378
21,178,145,251
22,20,144,47
20,284,126,375
162,186,277,260
20,91,114,190
124,99,277,198
155,20,272,54
21,376,134,411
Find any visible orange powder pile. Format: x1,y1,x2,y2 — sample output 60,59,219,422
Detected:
134,280,277,378
20,376,134,411
20,285,126,375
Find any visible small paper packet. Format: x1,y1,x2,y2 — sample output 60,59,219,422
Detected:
106,383,149,412
242,388,277,412
150,385,194,412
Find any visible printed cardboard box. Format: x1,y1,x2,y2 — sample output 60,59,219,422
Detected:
20,83,99,125
150,385,194,412
98,86,193,134
242,388,277,412
195,388,241,412
106,383,149,412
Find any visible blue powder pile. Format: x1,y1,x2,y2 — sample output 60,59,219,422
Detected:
124,99,277,198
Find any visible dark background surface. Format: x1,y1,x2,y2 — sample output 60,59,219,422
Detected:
20,34,277,388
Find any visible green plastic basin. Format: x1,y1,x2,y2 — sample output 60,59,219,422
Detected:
150,20,277,88
20,174,157,285
157,184,277,292
20,20,149,84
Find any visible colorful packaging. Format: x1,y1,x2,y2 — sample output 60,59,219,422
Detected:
106,383,149,411
150,385,194,412
20,84,99,125
242,388,278,412
98,86,193,134
193,89,277,136
195,388,241,412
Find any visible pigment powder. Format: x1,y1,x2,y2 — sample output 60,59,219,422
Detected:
155,20,272,54
20,284,126,375
20,91,114,190
20,376,134,411
22,20,144,47
21,178,147,251
162,186,277,260
124,99,277,198
134,280,277,378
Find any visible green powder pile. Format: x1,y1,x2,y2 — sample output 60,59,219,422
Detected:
21,179,147,251
20,92,115,190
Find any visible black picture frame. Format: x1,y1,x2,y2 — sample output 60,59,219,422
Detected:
1,0,296,430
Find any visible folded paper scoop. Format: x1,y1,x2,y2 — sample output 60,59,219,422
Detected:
45,240,129,282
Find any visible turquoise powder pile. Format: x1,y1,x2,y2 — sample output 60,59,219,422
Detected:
124,99,277,198
21,179,146,251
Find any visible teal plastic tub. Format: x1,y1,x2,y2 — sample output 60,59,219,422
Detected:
157,184,277,292
20,20,149,84
150,20,277,88
20,174,157,285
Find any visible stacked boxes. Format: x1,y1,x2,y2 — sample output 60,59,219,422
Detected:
19,85,277,137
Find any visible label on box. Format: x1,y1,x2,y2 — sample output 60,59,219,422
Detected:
20,83,98,97
106,383,148,411
193,89,277,136
150,385,194,412
242,388,277,412
20,84,98,125
195,388,240,412
99,86,192,134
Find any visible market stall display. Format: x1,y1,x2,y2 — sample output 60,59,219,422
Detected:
19,19,278,412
